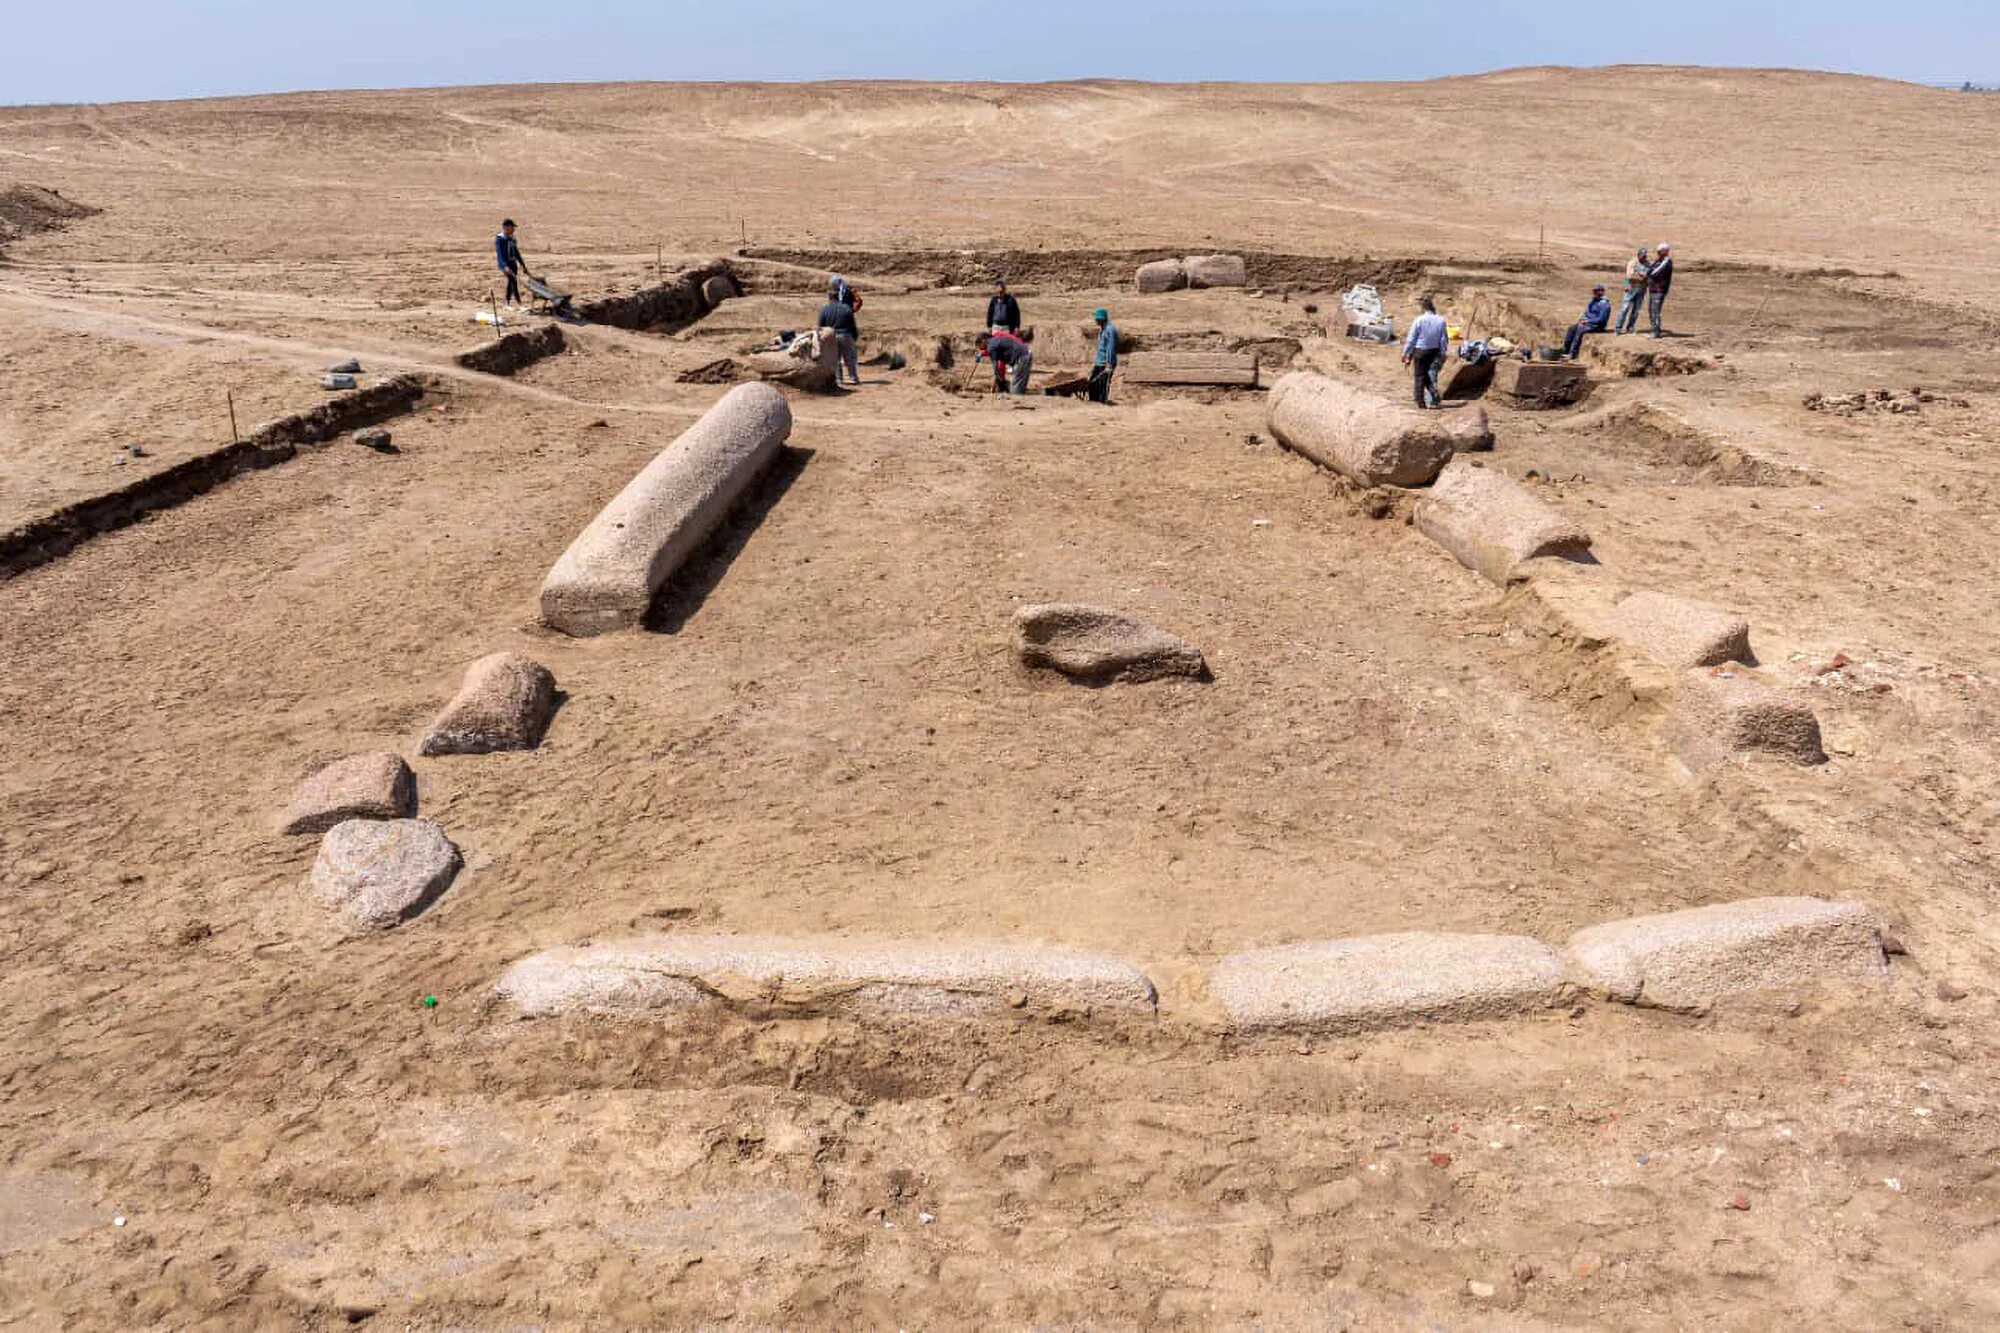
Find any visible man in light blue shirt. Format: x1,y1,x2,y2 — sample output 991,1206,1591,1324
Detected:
1402,297,1449,409
1089,308,1118,404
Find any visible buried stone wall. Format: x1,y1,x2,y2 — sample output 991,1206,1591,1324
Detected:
575,259,734,331
457,324,565,375
0,373,426,583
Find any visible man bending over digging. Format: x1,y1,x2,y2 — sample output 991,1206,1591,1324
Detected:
977,329,1034,395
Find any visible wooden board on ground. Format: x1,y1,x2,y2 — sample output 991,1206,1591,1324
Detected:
1122,351,1259,387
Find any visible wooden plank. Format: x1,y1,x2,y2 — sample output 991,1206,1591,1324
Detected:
1121,351,1259,386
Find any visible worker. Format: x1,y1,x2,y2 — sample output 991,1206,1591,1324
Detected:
816,288,861,386
1088,308,1118,404
1646,243,1675,339
986,281,1021,335
1615,247,1650,334
1562,285,1613,359
494,219,530,306
1401,297,1449,409
828,273,855,308
976,330,1033,395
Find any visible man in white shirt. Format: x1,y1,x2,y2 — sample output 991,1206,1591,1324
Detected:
1401,297,1450,409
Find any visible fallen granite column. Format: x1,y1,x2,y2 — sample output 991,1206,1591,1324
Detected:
1266,370,1490,487
539,382,792,636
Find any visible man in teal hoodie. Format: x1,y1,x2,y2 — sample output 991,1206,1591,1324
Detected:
1088,308,1118,404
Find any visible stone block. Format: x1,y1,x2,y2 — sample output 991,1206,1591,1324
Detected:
496,935,1159,1019
420,652,556,755
1012,604,1207,684
310,818,460,930
1606,590,1753,668
1266,371,1463,487
1135,259,1187,293
749,329,839,393
1413,460,1593,584
280,752,416,835
1491,358,1590,407
539,382,792,636
1668,667,1826,766
700,273,737,307
1565,897,1886,1011
1183,254,1248,288
1211,933,1568,1033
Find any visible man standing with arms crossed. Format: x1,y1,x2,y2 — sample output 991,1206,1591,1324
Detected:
1615,246,1650,334
1402,297,1449,409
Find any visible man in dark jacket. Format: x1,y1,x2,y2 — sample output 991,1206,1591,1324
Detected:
817,293,860,386
1647,243,1674,338
494,219,529,305
986,281,1021,335
1562,285,1613,359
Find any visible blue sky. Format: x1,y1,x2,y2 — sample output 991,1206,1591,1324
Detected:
9,1,1996,104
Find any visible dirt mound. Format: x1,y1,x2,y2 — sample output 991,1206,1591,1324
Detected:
0,184,97,252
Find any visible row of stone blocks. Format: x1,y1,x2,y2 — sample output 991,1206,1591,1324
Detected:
1135,255,1249,292
1265,369,1826,766
492,896,1889,1032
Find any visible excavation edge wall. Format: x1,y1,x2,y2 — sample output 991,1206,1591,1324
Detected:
0,374,427,583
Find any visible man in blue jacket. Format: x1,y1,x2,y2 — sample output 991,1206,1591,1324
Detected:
1088,308,1118,403
494,219,529,305
1562,285,1613,359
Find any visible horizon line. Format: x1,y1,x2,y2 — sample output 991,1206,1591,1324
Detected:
0,61,1974,114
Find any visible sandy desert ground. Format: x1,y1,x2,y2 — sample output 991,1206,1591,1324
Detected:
2,70,1999,1328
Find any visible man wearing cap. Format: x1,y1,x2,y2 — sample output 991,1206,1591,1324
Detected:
977,329,1033,395
494,219,530,305
1615,247,1650,334
1647,244,1675,338
1562,284,1614,359
986,281,1021,336
828,274,855,308
1088,308,1118,404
